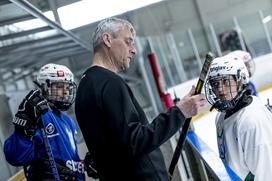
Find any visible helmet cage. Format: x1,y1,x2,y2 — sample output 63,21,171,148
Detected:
43,80,77,111
205,74,243,112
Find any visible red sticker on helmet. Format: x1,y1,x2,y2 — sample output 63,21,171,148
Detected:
57,70,64,77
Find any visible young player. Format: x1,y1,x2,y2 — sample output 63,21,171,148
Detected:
205,55,272,180
4,63,85,180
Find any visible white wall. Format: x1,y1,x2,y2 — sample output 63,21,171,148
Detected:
251,53,272,89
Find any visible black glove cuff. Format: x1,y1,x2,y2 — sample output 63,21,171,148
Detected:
14,125,37,138
13,114,38,137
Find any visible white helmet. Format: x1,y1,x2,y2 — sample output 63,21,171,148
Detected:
208,55,249,83
205,55,249,112
227,50,251,63
227,50,255,77
37,63,76,111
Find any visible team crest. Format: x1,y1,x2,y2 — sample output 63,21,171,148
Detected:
45,123,55,135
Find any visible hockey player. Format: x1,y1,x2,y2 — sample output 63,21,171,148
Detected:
4,63,86,180
227,50,257,96
204,55,272,180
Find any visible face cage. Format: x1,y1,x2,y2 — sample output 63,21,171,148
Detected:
205,75,241,112
44,81,77,111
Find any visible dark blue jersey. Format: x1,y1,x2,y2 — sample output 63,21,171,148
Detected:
4,111,85,181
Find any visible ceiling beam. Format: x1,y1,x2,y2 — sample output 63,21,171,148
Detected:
48,0,61,24
0,0,11,6
30,43,79,55
10,0,92,52
11,39,73,53
18,48,87,68
0,14,34,26
0,42,78,62
0,34,65,52
0,26,52,41
1,47,86,68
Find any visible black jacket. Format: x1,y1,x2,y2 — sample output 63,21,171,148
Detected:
75,66,185,181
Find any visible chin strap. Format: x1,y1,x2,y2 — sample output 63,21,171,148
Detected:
210,100,232,112
210,84,251,112
210,100,220,112
49,102,61,116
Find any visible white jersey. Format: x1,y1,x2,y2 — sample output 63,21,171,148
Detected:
215,96,272,180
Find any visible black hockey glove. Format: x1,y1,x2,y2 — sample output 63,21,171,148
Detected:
13,89,49,137
84,152,98,179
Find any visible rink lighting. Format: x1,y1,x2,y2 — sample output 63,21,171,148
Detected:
11,0,163,37
13,11,54,30
263,15,272,24
58,0,164,30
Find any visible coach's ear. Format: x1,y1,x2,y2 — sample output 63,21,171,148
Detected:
102,33,112,48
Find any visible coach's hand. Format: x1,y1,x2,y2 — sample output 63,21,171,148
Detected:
84,152,98,179
176,86,207,118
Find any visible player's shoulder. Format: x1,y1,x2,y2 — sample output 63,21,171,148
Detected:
60,112,74,122
245,96,267,114
238,96,270,127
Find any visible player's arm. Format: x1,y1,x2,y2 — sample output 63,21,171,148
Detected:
4,133,35,166
4,89,49,165
241,123,272,180
12,89,48,137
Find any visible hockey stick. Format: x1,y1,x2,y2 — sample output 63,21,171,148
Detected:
39,117,60,181
168,52,214,180
33,81,60,181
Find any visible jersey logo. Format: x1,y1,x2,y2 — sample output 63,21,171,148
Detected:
13,117,27,126
217,129,226,160
66,160,84,174
45,123,55,135
57,70,64,77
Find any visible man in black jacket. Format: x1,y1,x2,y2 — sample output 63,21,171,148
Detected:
75,17,206,181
